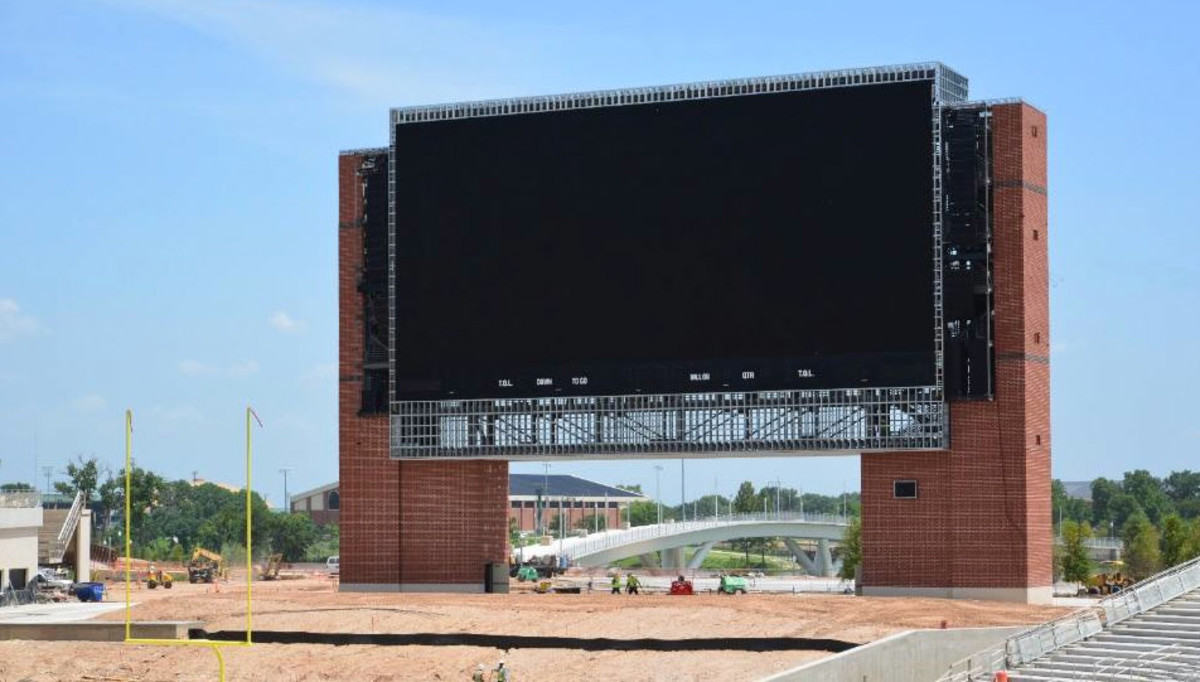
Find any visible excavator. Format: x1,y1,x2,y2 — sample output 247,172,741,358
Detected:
187,547,226,583
1085,560,1135,595
259,553,284,580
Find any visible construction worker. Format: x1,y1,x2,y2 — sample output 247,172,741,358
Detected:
626,573,640,595
610,573,621,594
495,659,511,682
471,663,486,682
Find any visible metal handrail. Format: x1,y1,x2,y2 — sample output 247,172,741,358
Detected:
1051,535,1124,550
48,491,85,563
565,512,848,559
936,553,1200,682
1099,553,1200,626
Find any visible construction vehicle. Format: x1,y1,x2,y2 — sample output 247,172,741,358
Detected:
510,555,565,580
718,574,748,595
260,554,284,580
669,575,694,596
147,567,173,589
187,547,225,583
533,579,582,594
1085,560,1134,596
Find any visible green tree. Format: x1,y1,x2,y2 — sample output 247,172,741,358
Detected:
1188,520,1200,562
732,481,758,513
101,467,167,547
54,455,103,501
508,517,520,546
1164,470,1200,519
838,516,862,581
1091,477,1121,526
1058,519,1093,583
1160,513,1190,568
1122,512,1162,579
1123,470,1174,524
304,524,340,562
624,500,658,527
0,482,36,492
1107,493,1144,530
265,512,319,562
731,482,760,561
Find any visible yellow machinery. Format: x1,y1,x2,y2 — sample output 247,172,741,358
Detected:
188,548,226,583
147,567,173,589
259,554,284,581
1086,560,1134,595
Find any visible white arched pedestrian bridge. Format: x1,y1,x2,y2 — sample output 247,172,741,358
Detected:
519,512,850,576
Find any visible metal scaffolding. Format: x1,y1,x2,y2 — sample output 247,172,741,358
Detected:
390,386,945,459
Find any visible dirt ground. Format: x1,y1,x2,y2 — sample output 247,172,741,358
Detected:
0,576,1069,681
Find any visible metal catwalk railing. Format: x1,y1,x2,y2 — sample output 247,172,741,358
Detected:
391,387,946,458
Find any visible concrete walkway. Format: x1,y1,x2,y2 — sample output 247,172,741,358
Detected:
0,601,129,624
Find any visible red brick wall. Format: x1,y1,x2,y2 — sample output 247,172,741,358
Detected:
339,152,509,588
861,103,1051,595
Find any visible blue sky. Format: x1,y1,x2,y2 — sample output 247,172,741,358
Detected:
1,1,1198,507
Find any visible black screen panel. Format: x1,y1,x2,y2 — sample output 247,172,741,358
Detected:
392,81,936,400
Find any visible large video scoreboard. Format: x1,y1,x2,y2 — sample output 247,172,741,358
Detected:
376,64,985,458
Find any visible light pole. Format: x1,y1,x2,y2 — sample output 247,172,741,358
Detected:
680,459,686,522
279,467,293,512
653,465,663,525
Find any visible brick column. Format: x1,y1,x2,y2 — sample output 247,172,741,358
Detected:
339,151,509,592
860,102,1051,603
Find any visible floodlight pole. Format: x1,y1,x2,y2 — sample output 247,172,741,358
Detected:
653,465,663,525
246,407,263,645
680,459,686,523
279,467,293,513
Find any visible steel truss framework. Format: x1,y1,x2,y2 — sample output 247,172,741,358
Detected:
387,63,967,459
390,387,945,459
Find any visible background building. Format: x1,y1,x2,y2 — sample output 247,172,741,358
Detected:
0,491,43,591
291,475,642,533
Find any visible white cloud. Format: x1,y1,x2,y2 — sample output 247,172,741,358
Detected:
269,311,304,333
71,394,107,412
0,298,42,342
178,359,260,378
102,0,542,106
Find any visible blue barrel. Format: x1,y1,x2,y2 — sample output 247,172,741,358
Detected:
74,582,106,602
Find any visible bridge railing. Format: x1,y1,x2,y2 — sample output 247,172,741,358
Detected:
568,511,848,559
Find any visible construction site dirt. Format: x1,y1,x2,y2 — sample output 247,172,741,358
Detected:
0,576,1069,681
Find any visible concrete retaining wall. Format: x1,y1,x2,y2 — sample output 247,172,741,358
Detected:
0,620,200,642
760,626,1026,682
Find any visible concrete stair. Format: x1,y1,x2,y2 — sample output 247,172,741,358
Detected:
37,509,70,564
1009,593,1200,682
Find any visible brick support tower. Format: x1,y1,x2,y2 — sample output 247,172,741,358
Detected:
860,102,1051,603
338,150,509,592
